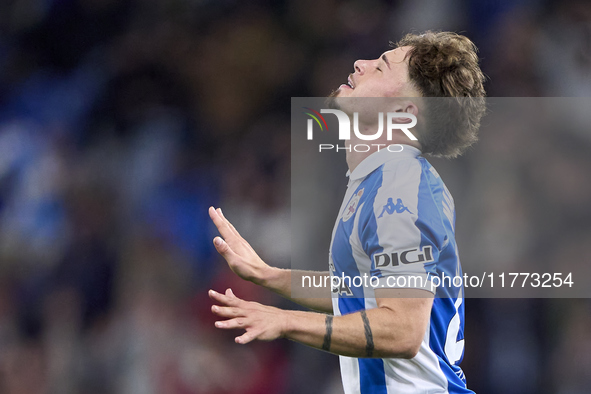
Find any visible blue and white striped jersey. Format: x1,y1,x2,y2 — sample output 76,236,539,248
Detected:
329,145,473,394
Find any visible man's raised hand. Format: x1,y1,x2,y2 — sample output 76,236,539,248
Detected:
208,207,273,285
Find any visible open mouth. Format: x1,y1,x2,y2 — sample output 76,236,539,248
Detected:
347,75,355,89
338,75,355,92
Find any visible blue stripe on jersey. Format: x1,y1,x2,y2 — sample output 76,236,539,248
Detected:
357,171,389,394
417,158,459,299
418,159,472,393
416,158,448,265
358,171,383,276
359,359,387,394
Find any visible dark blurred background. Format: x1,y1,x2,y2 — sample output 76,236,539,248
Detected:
0,0,590,393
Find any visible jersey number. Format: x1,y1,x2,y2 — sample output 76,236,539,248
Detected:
444,297,465,365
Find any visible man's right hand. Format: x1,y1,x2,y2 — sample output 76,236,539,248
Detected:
208,206,273,286
209,206,333,313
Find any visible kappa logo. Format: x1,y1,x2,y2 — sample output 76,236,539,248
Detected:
342,189,364,222
378,197,413,218
374,245,434,268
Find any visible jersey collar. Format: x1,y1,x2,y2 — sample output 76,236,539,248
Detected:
347,144,421,181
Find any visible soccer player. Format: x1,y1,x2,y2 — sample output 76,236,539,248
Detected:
208,31,486,393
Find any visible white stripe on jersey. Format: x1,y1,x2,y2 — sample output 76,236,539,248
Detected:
339,356,361,394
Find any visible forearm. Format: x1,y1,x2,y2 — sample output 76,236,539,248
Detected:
283,307,421,359
259,267,334,313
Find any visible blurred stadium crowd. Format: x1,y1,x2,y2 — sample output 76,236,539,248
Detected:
0,0,590,393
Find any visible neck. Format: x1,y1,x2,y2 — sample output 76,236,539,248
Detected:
345,122,421,173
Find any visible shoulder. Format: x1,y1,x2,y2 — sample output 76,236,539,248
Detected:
362,157,450,224
362,156,424,193
381,156,424,185
374,157,425,204
356,157,423,223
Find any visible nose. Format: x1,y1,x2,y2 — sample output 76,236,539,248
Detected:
354,59,368,75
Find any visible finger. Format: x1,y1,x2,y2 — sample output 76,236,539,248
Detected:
224,288,246,305
217,208,237,232
213,207,238,235
211,305,242,318
212,236,238,260
216,208,243,241
235,331,257,344
209,289,229,304
208,289,240,306
209,207,228,232
209,289,232,304
211,207,258,256
216,211,257,253
225,288,236,298
214,317,247,330
209,207,238,241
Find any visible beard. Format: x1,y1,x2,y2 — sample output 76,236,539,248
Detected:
325,88,341,110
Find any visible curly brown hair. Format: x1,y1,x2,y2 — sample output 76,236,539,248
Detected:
395,31,487,158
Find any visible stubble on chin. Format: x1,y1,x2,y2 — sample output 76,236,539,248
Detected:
325,89,341,110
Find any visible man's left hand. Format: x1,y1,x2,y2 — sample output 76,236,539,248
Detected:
209,288,288,344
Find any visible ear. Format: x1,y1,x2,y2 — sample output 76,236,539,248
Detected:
392,102,418,124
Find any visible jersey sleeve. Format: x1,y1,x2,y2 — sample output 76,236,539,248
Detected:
358,160,448,293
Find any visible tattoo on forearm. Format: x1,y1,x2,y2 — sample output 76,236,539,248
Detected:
322,315,333,351
360,310,374,357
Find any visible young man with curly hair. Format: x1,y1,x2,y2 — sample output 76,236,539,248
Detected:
209,31,486,393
